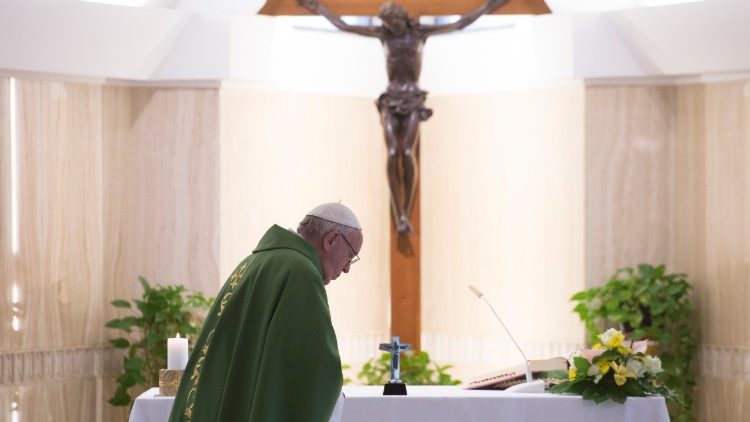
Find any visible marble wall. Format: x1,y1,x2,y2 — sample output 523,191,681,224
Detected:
1,76,748,422
420,84,587,378
0,79,221,422
422,80,749,421
584,85,678,284
218,87,391,368
101,86,221,324
585,81,750,422
0,79,390,421
686,81,750,422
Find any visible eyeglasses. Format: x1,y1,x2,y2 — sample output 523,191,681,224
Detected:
340,233,360,266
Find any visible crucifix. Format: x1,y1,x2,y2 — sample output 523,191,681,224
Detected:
379,336,411,395
298,0,512,352
299,0,510,236
276,0,549,350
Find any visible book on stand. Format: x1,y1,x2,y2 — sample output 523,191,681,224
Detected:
464,357,569,390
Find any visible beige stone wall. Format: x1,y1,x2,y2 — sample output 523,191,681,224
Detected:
218,86,391,370
420,84,587,379
585,81,750,422
684,81,750,422
1,76,748,422
0,79,390,421
0,79,222,421
584,85,678,285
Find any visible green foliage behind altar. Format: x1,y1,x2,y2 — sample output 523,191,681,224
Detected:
357,351,461,386
105,277,214,406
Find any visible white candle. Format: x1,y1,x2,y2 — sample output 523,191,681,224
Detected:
167,333,189,370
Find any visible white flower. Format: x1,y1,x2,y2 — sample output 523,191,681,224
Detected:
643,355,662,375
599,328,624,347
568,352,578,368
587,363,600,377
582,348,604,363
626,358,646,378
631,340,648,354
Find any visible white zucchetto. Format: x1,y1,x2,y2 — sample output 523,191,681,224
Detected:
306,202,362,230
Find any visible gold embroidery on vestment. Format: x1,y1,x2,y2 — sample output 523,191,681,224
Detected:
184,259,249,420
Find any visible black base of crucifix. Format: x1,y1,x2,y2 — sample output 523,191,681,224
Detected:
383,381,407,396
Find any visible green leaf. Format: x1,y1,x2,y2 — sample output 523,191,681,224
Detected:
111,300,131,309
110,338,130,349
631,329,647,340
573,303,589,316
105,319,122,329
570,291,589,301
146,330,162,347
568,379,594,394
138,276,151,293
622,380,645,397
104,319,131,333
573,357,591,375
117,371,137,388
549,382,572,393
638,264,655,278
582,384,598,401
120,316,142,328
108,386,131,406
124,357,145,371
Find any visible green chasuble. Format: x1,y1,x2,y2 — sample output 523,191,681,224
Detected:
168,225,343,422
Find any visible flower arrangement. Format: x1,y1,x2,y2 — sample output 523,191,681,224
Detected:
550,328,681,404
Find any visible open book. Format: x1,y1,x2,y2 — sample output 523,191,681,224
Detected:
464,357,569,390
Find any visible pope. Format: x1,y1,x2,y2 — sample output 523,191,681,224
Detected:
168,202,363,422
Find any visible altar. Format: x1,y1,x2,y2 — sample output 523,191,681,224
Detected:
129,385,670,422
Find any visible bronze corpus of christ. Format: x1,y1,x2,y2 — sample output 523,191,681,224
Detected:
300,0,509,235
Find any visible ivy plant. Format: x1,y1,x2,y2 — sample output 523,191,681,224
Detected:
358,350,461,386
105,276,214,406
571,264,696,422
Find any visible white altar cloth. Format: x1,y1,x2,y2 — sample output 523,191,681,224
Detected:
340,386,669,422
128,389,174,422
129,385,669,422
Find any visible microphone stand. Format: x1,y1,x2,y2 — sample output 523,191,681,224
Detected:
469,285,545,393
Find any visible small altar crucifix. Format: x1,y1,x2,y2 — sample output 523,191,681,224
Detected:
379,336,411,395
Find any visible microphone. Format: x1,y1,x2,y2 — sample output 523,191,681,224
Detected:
469,284,545,393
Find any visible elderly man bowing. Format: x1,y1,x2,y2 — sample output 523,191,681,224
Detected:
169,203,363,422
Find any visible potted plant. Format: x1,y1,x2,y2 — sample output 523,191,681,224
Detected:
570,264,696,422
105,277,214,406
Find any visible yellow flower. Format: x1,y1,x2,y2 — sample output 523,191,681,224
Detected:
568,367,577,380
597,360,610,374
592,343,604,350
610,361,636,386
617,345,630,355
598,328,624,348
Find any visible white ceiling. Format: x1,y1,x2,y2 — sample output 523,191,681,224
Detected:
0,0,747,93
78,0,710,16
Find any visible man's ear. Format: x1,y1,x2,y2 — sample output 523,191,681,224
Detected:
322,231,339,252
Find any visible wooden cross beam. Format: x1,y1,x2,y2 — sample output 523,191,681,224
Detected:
259,0,550,17
390,181,421,350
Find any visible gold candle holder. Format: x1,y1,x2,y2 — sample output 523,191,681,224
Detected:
159,369,184,396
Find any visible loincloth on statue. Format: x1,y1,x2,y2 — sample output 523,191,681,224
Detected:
376,90,433,121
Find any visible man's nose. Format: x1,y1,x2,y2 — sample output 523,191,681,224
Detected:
343,262,351,273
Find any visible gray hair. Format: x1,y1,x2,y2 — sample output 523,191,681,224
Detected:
297,215,358,241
